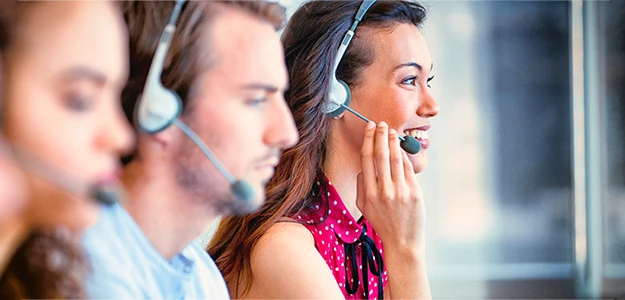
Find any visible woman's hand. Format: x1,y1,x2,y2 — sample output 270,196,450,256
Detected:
356,121,425,253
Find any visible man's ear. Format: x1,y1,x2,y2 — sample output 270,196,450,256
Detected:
138,124,178,152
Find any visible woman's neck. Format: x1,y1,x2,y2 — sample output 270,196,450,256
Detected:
323,128,364,220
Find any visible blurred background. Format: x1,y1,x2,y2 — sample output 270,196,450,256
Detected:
202,0,625,298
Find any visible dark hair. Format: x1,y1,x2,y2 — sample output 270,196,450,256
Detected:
0,0,13,125
207,0,427,296
0,0,12,53
121,0,286,164
0,230,90,299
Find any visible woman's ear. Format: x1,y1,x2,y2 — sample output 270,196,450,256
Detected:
332,112,345,120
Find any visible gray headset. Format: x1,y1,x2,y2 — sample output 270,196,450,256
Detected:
135,0,255,204
322,0,421,154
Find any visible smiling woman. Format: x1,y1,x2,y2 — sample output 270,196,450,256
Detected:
0,1,133,298
208,1,438,299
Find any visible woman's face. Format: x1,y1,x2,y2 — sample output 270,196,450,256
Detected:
2,2,134,231
0,57,27,228
345,22,439,174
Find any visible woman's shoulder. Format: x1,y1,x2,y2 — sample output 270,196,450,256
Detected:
243,219,344,298
256,219,316,251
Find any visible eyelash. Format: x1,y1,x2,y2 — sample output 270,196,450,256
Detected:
402,76,418,86
427,75,435,88
246,97,267,107
64,93,94,112
402,75,435,88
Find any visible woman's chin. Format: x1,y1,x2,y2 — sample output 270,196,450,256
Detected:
33,192,100,233
409,152,428,174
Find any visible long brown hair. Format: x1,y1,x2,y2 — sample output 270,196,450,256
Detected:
0,0,12,123
0,230,90,299
0,0,12,54
207,0,427,296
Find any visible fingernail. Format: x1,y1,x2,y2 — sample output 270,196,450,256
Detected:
366,121,375,130
389,129,397,136
378,121,388,128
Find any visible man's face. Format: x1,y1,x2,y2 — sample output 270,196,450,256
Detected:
174,9,298,215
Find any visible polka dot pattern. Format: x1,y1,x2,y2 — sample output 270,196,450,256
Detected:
295,177,388,299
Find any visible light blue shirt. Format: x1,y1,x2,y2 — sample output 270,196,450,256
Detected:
82,203,230,299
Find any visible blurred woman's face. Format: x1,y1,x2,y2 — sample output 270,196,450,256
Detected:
0,136,27,230
0,56,27,229
2,2,134,231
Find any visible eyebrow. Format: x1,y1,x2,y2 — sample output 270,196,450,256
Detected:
243,83,284,93
393,62,434,72
60,66,107,86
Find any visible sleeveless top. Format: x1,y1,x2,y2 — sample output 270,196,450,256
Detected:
294,177,389,299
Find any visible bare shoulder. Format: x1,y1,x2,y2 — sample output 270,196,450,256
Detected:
241,221,344,299
257,220,315,249
250,221,316,272
251,221,316,276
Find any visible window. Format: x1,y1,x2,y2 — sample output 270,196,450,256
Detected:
269,0,625,297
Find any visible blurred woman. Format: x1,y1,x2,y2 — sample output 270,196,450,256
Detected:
0,0,27,275
0,1,133,298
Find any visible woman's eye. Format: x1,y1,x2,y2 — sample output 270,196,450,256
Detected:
64,93,94,112
401,76,417,86
247,97,267,107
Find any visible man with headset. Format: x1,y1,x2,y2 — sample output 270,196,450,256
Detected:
81,0,298,298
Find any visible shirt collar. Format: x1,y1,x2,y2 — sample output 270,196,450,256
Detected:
298,176,365,244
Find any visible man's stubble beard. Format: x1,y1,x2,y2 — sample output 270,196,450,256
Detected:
174,134,260,216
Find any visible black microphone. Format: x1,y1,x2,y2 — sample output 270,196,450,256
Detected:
340,104,421,154
90,188,121,206
9,143,121,205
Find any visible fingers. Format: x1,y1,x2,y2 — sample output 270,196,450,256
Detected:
357,122,425,250
362,121,414,187
399,148,423,208
401,148,417,186
388,128,405,183
374,122,392,185
361,121,377,188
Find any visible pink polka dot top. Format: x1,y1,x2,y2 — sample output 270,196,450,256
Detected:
294,176,388,299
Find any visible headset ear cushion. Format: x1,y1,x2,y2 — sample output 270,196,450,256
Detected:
135,88,183,134
325,79,352,118
338,79,352,107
